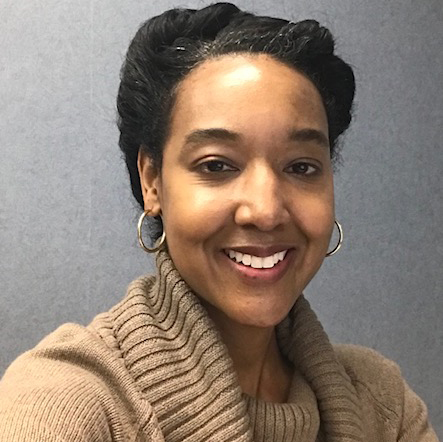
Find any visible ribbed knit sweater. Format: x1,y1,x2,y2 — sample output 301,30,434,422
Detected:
0,250,438,441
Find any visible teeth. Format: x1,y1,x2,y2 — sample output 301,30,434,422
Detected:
242,254,251,265
262,256,274,268
225,249,288,269
251,256,261,268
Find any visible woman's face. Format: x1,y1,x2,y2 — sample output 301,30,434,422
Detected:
139,54,334,329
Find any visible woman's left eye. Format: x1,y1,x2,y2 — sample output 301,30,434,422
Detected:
285,162,320,176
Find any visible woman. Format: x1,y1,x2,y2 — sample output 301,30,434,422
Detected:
0,3,438,441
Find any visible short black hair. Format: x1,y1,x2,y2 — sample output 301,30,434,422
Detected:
117,3,355,238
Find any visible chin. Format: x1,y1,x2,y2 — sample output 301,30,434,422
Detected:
228,302,294,329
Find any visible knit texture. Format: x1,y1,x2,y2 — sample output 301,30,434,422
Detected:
0,249,438,441
243,369,320,441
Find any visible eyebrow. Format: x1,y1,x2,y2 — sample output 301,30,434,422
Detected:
288,128,330,148
184,128,241,147
181,126,329,152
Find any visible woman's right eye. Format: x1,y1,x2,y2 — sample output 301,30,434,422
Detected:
198,160,237,173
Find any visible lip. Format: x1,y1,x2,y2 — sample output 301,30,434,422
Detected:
221,248,295,284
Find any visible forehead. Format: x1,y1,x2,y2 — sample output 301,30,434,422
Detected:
169,54,328,142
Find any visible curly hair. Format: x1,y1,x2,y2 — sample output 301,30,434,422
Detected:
117,2,355,239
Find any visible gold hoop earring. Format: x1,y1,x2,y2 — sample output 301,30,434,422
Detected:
326,220,343,257
137,211,166,253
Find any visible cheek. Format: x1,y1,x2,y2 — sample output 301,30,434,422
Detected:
296,193,335,244
159,175,229,247
293,195,334,281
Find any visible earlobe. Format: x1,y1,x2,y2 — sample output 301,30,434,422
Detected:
137,149,162,215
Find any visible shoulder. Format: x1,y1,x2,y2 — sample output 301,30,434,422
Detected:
0,320,159,441
334,344,404,415
0,324,110,440
334,343,402,387
333,344,438,441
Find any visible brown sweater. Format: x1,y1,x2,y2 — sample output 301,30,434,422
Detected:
0,250,438,441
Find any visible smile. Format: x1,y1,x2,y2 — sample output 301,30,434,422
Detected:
225,249,288,269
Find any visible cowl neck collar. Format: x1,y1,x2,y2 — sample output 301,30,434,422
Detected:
111,249,363,441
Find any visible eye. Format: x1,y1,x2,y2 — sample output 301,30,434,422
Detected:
198,159,237,173
285,161,320,176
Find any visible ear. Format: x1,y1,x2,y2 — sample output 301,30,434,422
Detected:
137,149,162,216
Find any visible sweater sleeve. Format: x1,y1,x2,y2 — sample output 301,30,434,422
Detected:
0,363,112,441
0,323,163,442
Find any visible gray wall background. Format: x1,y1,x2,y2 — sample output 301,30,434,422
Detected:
1,0,442,437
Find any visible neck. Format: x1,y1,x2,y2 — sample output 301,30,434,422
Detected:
203,303,293,402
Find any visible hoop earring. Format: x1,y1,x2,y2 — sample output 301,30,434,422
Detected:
326,220,343,257
137,211,166,253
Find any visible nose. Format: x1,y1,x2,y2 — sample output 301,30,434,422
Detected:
233,163,290,231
